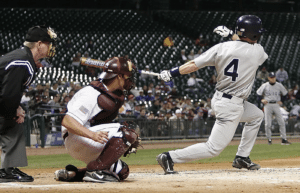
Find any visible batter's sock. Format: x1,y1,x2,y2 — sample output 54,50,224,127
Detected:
235,155,247,159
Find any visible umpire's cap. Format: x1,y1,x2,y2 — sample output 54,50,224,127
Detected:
269,72,275,78
25,25,57,43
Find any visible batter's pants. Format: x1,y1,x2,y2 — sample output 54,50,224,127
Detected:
169,90,264,163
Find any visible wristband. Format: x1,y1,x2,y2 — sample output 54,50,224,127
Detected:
228,30,234,38
170,67,181,77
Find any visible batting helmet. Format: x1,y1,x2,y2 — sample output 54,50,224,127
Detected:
235,15,266,41
99,57,137,91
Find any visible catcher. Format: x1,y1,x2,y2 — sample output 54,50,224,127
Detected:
54,57,140,183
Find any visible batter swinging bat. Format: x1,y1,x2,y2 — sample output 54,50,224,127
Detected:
80,57,160,77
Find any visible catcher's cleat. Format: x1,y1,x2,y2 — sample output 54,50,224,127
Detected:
54,169,76,181
83,170,120,183
232,156,261,170
156,152,178,175
281,139,291,145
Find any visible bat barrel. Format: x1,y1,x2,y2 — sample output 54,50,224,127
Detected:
80,57,106,68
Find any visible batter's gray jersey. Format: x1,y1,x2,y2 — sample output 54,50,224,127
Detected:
194,41,268,99
256,82,288,101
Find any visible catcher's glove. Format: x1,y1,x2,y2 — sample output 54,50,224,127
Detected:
120,121,143,157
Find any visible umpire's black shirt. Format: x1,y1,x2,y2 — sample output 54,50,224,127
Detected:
0,47,37,119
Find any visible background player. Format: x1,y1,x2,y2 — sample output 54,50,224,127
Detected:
54,57,140,183
156,15,267,174
257,72,291,145
0,26,58,182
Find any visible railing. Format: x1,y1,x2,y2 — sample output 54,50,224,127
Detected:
23,114,300,147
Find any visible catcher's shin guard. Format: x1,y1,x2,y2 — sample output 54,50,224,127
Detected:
87,127,137,171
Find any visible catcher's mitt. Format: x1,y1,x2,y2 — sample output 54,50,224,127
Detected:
121,121,143,157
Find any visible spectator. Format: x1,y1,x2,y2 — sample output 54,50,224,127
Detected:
209,74,217,86
49,82,59,97
163,35,174,47
71,52,81,67
168,86,179,98
187,50,195,61
180,49,187,63
186,73,200,94
256,66,269,81
86,40,94,50
148,100,160,116
290,103,300,119
133,102,142,118
169,109,185,135
65,40,73,49
135,89,146,102
142,85,148,96
194,50,202,58
140,65,152,80
276,67,289,84
288,84,298,100
145,90,154,102
159,101,168,115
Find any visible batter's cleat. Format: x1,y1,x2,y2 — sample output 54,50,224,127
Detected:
232,157,261,170
83,170,120,183
268,139,272,145
281,139,292,145
54,169,76,181
156,152,178,175
0,168,34,182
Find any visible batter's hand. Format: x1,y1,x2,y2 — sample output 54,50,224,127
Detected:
261,99,268,105
159,70,172,82
91,131,109,144
213,26,233,38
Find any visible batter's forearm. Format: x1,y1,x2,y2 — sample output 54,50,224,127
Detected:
62,114,94,139
178,61,199,75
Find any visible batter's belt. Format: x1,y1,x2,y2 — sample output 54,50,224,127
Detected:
268,101,277,104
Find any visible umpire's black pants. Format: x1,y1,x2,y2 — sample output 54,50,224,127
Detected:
0,117,28,169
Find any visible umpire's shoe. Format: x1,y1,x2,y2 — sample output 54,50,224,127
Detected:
232,156,261,170
156,152,178,174
83,170,120,183
0,168,34,182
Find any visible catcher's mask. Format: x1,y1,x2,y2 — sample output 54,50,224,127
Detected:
25,25,58,64
98,57,137,91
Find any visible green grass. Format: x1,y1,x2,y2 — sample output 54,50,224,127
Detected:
25,142,300,169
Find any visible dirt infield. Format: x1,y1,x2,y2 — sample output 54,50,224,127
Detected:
1,138,300,193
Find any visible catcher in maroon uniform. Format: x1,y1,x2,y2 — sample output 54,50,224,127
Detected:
54,57,140,183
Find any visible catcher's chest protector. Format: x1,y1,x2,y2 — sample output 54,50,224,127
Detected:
89,81,125,126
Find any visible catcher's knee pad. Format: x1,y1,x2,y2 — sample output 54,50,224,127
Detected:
87,124,138,171
110,159,129,180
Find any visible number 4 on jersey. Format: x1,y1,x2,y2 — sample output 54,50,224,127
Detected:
224,59,239,81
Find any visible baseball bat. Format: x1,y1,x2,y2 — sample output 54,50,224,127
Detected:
80,57,160,77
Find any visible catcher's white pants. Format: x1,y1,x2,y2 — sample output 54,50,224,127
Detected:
170,90,264,163
264,103,286,140
64,123,123,164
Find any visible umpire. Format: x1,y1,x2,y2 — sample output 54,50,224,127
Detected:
257,72,291,145
0,26,58,182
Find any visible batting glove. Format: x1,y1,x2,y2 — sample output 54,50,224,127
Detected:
159,70,172,82
213,26,233,38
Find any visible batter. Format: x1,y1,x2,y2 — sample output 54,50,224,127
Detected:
157,15,268,173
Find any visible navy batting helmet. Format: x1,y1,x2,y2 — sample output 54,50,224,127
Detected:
235,15,266,41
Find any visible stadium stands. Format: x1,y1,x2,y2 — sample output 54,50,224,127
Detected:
1,8,300,108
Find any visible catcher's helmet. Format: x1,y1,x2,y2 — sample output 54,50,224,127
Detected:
99,57,137,91
235,15,265,41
